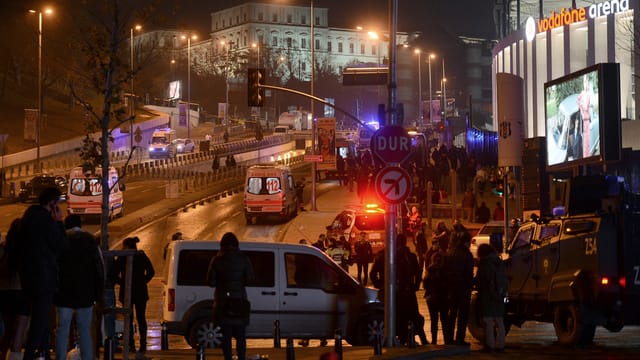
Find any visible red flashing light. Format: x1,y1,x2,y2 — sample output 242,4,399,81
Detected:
619,276,626,288
168,288,175,312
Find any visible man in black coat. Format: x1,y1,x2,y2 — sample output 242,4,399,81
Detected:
54,215,104,360
112,236,155,358
443,231,474,346
207,232,255,360
19,187,67,360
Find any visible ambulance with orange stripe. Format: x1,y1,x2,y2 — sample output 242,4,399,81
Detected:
244,163,298,224
67,166,124,221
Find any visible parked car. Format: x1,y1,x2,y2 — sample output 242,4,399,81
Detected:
326,204,386,254
19,174,68,202
470,220,505,260
172,138,195,153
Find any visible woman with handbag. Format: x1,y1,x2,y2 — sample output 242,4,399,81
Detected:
207,233,254,360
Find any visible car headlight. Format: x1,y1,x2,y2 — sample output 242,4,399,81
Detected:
177,145,184,151
148,146,154,152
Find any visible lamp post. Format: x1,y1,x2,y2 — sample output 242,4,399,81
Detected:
310,0,318,211
29,8,52,174
221,40,231,135
442,58,447,125
130,25,141,151
251,42,260,68
182,34,197,139
428,53,435,125
414,49,422,126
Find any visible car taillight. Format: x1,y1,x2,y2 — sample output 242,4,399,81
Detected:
168,288,175,312
619,276,626,288
601,277,610,286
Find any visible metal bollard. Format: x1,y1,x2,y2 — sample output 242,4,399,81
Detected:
374,333,382,355
408,321,416,348
273,320,281,348
334,329,343,360
103,337,114,360
285,338,295,360
161,322,169,350
196,343,205,360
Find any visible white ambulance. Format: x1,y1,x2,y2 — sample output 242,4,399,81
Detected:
67,166,124,220
243,163,298,224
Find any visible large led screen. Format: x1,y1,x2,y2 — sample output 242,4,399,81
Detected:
544,63,620,170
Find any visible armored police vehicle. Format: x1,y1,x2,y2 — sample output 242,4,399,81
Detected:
469,175,640,346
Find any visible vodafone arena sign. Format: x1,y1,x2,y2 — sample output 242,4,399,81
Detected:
370,125,412,164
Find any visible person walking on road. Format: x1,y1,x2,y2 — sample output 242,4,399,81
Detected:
443,231,474,346
19,187,67,360
207,232,255,360
54,215,104,360
354,232,373,285
476,244,507,353
423,239,447,345
112,236,155,359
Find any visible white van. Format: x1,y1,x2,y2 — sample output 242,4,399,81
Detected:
244,163,298,224
67,166,124,220
162,240,383,349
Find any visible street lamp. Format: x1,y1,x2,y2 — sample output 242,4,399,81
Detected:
29,7,53,174
221,40,231,134
367,31,381,66
414,49,422,126
428,53,435,125
251,42,260,68
182,34,197,139
310,0,317,211
130,25,141,151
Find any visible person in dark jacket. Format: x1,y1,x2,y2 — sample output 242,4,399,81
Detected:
476,201,491,223
54,215,104,360
112,236,155,358
413,223,428,278
207,232,254,360
19,187,67,360
442,231,474,346
476,244,506,352
395,234,428,346
423,239,447,345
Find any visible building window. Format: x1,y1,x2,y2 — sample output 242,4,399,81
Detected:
315,16,320,26
349,43,354,54
272,13,278,22
338,42,343,53
360,44,365,54
372,45,377,56
222,19,225,27
272,36,278,47
236,16,239,24
287,14,292,23
215,22,218,30
287,37,292,48
258,12,264,21
301,38,307,49
258,34,264,45
327,41,332,52
301,15,306,25
243,36,247,47
315,39,320,50
244,13,247,22
302,62,306,72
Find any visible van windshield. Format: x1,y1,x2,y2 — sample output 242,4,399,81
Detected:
152,136,168,144
70,178,102,196
247,177,282,195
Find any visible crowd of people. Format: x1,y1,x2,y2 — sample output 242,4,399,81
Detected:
0,186,156,360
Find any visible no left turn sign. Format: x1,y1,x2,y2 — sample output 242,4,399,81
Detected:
374,166,412,204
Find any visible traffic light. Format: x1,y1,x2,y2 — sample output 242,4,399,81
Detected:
248,68,265,107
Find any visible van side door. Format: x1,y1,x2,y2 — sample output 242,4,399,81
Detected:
278,250,356,338
244,249,280,337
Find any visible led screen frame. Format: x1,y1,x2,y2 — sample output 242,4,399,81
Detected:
544,63,621,171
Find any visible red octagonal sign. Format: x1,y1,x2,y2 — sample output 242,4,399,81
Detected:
370,125,412,164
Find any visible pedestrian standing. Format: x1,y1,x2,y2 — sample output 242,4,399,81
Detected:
476,244,507,353
54,215,104,360
432,222,451,254
413,223,428,278
0,218,30,360
493,201,505,221
462,189,476,222
207,233,254,360
423,240,447,345
442,231,474,346
295,178,306,211
336,155,346,186
395,234,428,346
112,237,155,359
326,237,350,271
354,232,373,285
19,187,67,360
311,234,326,251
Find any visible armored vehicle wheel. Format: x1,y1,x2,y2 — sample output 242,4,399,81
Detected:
186,318,222,349
553,303,596,346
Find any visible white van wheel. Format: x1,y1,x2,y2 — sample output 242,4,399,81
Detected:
187,318,222,349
